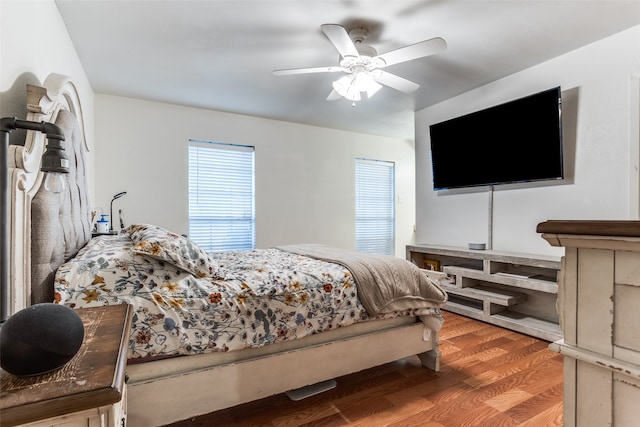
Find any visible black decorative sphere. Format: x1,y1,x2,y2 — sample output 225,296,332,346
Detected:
0,303,84,376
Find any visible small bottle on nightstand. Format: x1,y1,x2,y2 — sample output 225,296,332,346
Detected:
93,214,117,237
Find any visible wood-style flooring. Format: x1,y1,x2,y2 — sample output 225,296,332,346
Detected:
166,311,563,426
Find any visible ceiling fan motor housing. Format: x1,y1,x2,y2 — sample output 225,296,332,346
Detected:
349,27,369,43
355,44,377,58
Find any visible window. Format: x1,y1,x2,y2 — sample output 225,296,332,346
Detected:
355,158,395,256
188,140,255,252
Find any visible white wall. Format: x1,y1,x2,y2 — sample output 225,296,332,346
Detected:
0,0,95,196
8,0,637,259
415,25,640,257
0,0,415,258
94,95,416,257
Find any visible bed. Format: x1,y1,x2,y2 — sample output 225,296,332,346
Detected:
6,74,448,426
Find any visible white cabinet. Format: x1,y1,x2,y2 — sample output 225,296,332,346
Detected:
538,220,640,427
407,244,562,341
15,391,126,427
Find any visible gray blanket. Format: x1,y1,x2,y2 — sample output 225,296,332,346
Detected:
276,244,448,316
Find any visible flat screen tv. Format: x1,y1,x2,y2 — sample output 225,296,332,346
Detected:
429,86,563,190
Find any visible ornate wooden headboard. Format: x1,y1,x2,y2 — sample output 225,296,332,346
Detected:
8,74,91,315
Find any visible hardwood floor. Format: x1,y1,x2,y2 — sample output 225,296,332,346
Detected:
166,311,563,426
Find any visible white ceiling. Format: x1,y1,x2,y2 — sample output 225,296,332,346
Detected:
55,0,640,140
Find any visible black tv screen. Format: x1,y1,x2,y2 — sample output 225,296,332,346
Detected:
429,87,563,190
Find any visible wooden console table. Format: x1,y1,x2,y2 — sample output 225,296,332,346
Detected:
538,220,640,427
407,244,561,341
1,304,133,427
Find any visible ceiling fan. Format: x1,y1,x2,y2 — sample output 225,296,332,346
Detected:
273,24,447,103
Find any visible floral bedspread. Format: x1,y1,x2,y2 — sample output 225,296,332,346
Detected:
54,229,442,360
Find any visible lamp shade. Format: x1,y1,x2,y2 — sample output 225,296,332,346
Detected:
332,75,361,101
332,70,383,102
355,72,382,98
0,303,84,376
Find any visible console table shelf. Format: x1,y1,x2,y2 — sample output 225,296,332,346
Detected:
407,244,562,341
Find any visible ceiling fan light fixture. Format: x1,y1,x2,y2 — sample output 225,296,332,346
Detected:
332,74,361,101
354,71,382,98
332,70,382,102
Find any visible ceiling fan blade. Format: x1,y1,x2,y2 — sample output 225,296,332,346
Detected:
321,24,360,59
377,37,447,67
326,89,342,101
376,71,420,93
273,66,344,76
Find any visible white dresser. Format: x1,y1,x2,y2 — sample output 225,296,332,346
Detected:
538,220,640,427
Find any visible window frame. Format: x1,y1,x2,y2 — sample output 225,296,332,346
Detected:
355,157,396,256
188,139,255,252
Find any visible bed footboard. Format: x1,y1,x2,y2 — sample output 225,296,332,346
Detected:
127,321,439,426
418,342,441,372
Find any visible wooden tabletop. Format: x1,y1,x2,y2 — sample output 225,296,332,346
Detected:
0,304,133,426
537,220,640,238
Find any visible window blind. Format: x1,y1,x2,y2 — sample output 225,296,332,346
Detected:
188,140,255,252
355,158,395,256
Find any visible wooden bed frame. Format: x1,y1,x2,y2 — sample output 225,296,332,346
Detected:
8,74,443,426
